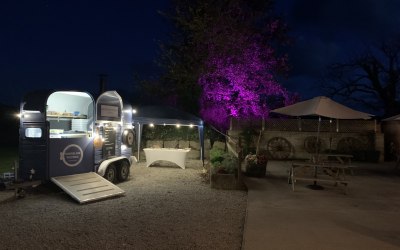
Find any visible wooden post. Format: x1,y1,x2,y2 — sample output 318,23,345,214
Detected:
237,137,243,189
262,117,265,131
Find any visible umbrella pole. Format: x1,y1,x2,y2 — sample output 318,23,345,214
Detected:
307,116,324,190
316,116,321,156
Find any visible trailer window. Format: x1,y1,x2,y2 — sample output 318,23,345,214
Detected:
25,128,42,138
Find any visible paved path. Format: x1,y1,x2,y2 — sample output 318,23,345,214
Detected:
242,161,400,250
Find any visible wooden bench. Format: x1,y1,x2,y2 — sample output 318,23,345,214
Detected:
313,154,356,175
289,161,349,194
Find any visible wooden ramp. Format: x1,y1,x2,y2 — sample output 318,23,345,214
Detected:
51,172,125,204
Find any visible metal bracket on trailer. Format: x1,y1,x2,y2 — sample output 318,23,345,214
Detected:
5,180,42,198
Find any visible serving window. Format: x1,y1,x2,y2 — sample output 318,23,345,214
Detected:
46,91,94,139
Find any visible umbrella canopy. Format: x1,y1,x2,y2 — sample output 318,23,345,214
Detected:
271,96,373,119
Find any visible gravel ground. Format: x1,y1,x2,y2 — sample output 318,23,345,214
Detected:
0,160,247,250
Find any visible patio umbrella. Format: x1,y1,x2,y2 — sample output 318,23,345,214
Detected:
271,96,372,120
382,114,400,121
271,96,373,188
271,96,372,151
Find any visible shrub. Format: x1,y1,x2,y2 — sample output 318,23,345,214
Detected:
210,147,238,174
210,148,226,164
219,154,238,174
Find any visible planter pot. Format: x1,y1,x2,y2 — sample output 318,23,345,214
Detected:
244,163,267,177
244,154,268,178
211,173,237,190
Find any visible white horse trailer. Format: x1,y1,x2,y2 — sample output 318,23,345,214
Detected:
18,90,134,203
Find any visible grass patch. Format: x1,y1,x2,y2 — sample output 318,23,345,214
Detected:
0,146,18,173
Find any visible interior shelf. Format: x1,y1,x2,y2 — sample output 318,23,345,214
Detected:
47,114,87,119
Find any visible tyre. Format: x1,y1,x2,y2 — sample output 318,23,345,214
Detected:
104,164,117,183
122,129,135,147
117,160,130,181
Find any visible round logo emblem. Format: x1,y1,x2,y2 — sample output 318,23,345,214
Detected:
62,144,83,167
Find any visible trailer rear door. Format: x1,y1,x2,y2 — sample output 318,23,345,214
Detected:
51,172,124,204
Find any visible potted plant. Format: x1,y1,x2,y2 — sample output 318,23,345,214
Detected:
242,128,268,177
244,149,267,177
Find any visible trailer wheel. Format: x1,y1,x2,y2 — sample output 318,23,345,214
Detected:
117,161,130,181
104,164,117,183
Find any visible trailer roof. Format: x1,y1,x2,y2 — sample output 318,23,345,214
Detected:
133,105,203,126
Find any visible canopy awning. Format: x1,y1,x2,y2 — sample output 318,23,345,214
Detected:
132,105,204,163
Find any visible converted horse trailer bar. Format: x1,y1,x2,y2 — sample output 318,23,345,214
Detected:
18,90,134,203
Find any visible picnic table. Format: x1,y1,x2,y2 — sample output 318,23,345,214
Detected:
288,160,349,194
311,153,355,175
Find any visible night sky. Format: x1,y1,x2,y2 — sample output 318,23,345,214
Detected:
276,0,400,101
1,0,400,108
1,0,169,106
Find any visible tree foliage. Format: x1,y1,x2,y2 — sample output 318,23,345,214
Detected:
324,37,400,117
196,1,294,129
156,0,295,129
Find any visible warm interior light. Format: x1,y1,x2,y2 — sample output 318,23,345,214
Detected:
132,109,137,114
149,123,154,127
176,124,181,128
189,124,194,128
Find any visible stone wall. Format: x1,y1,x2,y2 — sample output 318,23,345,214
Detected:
228,130,384,162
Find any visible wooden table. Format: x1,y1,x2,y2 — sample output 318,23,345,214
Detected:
288,161,349,194
312,153,355,175
143,148,191,169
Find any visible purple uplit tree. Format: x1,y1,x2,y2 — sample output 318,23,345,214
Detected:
155,0,297,128
199,29,295,130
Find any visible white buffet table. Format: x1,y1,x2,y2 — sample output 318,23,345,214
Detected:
143,148,191,169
